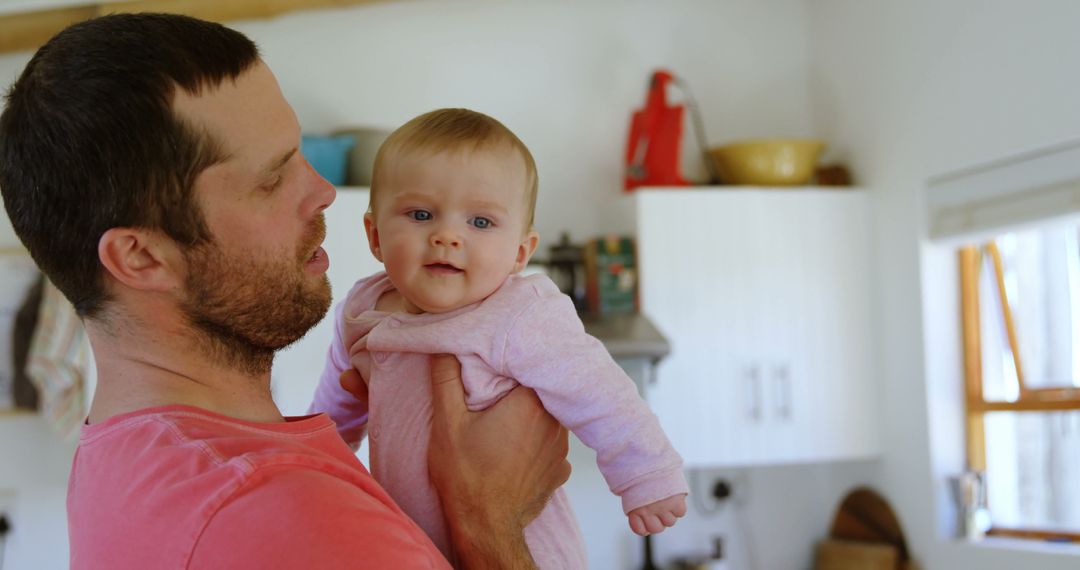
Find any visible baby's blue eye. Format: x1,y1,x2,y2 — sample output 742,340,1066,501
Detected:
470,217,493,229
409,210,432,221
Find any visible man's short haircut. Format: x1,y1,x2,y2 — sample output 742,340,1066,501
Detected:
0,13,260,318
370,108,539,228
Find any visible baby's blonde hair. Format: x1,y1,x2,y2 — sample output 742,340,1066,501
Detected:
369,108,538,228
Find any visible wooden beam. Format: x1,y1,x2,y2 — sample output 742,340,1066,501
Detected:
0,6,98,54
972,399,1080,413
1025,386,1080,400
959,246,987,471
101,0,386,24
0,0,386,55
988,527,1080,543
986,242,1028,393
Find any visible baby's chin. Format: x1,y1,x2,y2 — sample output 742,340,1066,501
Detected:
405,288,501,315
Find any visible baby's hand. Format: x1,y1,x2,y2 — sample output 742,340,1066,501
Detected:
627,494,687,536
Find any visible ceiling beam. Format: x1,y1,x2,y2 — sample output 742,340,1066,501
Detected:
0,0,386,55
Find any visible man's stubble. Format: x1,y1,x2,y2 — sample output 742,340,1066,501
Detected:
180,215,332,377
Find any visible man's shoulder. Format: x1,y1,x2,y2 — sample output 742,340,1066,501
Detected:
71,407,356,512
189,462,448,567
207,463,401,524
69,406,443,568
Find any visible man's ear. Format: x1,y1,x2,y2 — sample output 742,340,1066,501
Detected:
97,228,181,293
512,229,540,273
363,212,384,262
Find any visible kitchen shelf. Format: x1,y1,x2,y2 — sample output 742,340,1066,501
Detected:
580,313,670,362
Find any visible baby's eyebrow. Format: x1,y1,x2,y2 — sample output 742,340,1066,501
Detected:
392,192,434,204
464,198,511,215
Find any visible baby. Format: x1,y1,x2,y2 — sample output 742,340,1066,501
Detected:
310,108,688,568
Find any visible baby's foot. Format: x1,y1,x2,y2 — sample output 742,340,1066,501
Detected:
627,494,687,536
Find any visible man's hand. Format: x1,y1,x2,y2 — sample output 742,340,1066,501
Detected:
338,368,367,405
427,354,570,568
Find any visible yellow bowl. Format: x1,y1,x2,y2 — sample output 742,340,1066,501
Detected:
709,139,825,186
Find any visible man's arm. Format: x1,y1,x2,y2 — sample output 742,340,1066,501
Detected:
427,354,571,569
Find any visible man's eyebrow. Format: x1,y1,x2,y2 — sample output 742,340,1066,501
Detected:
262,147,297,176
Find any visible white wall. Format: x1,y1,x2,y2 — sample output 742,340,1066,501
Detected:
0,416,75,570
0,42,73,565
809,1,1080,568
244,3,868,569
232,0,816,251
0,1,886,568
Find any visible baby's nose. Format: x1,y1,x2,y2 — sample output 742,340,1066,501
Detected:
430,229,462,248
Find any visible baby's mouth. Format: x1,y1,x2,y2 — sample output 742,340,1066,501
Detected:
425,262,463,275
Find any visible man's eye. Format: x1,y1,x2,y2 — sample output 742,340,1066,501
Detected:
263,175,283,191
469,217,493,229
409,210,432,221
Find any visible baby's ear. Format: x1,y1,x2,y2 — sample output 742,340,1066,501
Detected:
512,229,540,273
363,212,383,262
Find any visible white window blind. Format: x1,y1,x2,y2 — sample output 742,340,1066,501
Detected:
927,140,1080,240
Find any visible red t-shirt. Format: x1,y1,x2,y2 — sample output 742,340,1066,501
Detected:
67,405,449,569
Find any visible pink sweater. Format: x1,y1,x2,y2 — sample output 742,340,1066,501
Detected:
310,272,688,568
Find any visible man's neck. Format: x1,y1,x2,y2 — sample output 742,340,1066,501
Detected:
84,319,285,425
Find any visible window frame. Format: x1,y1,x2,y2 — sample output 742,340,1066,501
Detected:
959,243,1080,542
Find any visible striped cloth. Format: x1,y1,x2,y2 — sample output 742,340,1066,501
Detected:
26,279,89,439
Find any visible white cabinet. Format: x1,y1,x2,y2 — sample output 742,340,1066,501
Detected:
636,188,879,467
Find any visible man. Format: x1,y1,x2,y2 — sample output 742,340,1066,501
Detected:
0,13,569,568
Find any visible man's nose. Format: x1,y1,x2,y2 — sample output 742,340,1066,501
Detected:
301,155,337,215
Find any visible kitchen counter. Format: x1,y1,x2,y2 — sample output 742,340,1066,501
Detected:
580,312,670,362
580,312,670,397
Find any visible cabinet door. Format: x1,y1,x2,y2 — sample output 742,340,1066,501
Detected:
749,192,808,463
637,189,879,468
638,190,763,467
795,192,877,460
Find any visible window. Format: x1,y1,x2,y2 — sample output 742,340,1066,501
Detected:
959,219,1080,540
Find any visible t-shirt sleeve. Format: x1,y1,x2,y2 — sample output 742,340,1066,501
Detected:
189,467,448,569
502,289,689,513
309,296,369,449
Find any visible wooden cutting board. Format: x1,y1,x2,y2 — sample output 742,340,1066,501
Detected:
820,487,914,570
815,539,897,570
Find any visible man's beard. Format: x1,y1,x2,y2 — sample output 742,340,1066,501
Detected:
179,216,332,377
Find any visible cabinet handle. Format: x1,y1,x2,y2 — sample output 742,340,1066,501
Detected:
774,364,792,421
747,365,762,422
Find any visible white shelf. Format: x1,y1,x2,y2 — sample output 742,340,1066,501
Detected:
635,185,862,193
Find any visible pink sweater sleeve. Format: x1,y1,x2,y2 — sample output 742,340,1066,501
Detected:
308,297,368,449
502,291,688,513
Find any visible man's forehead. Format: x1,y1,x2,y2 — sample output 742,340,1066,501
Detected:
171,61,297,171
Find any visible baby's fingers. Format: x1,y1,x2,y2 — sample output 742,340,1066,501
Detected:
659,511,678,527
643,514,664,534
629,514,648,536
672,497,688,518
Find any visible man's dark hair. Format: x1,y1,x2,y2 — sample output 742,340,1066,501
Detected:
0,13,260,318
